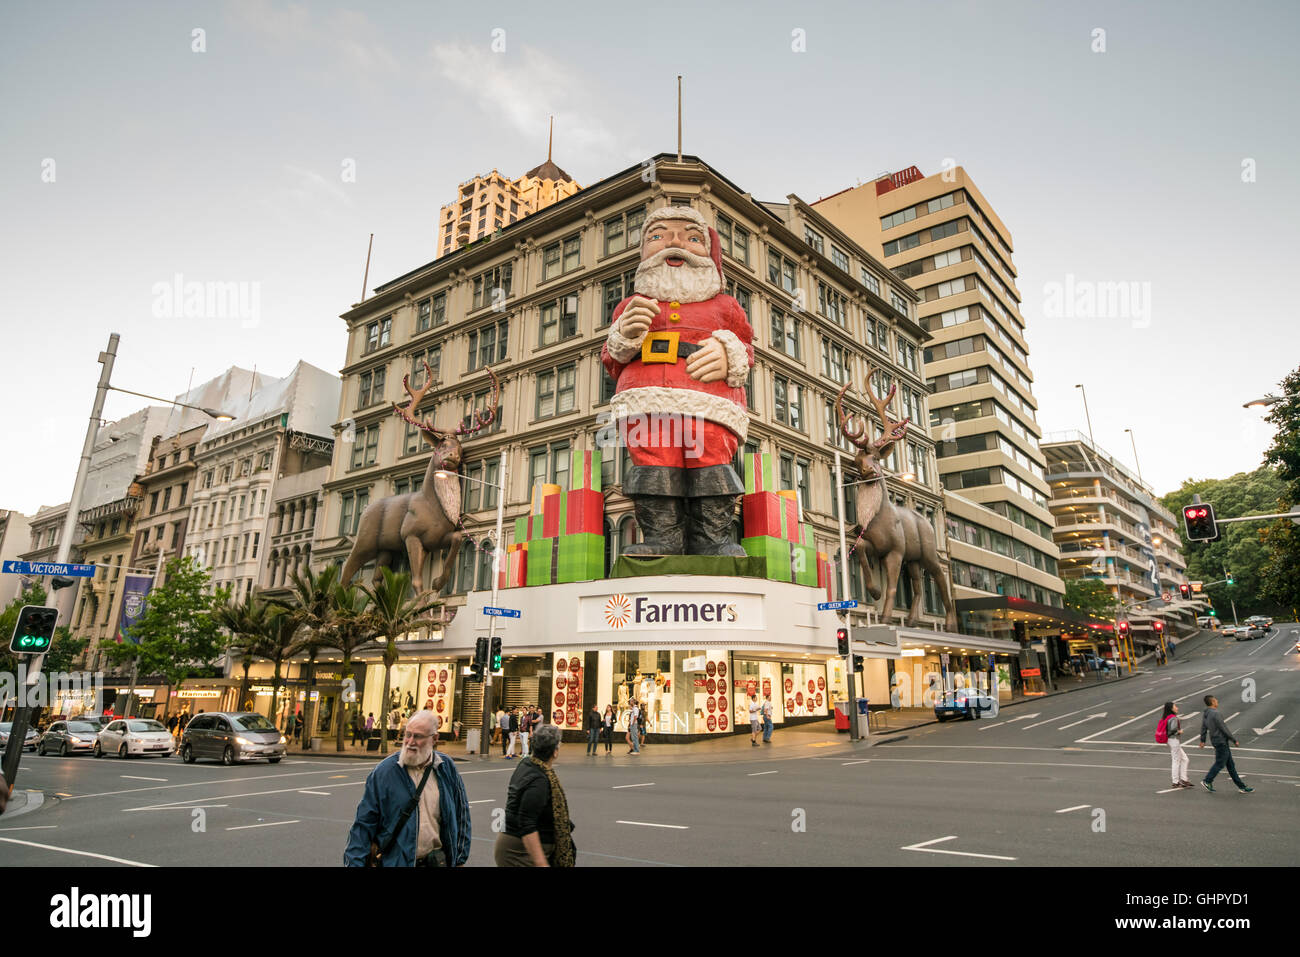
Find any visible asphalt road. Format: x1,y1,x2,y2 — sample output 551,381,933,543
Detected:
3,624,1296,867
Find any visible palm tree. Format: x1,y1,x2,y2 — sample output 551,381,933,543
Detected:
260,608,299,733
274,565,340,748
328,582,378,751
363,568,444,755
214,596,273,710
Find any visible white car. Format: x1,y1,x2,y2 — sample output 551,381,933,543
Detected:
94,718,175,758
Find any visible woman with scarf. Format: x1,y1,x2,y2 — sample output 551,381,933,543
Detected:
601,704,615,754
494,723,576,867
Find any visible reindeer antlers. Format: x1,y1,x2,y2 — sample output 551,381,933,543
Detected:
391,363,502,440
838,364,911,455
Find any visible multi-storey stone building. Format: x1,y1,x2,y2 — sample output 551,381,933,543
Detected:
310,154,966,737
0,509,33,607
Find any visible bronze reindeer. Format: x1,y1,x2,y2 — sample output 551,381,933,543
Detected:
340,363,500,593
836,369,957,630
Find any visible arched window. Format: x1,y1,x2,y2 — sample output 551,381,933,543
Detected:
619,515,640,553
456,545,476,595
604,518,617,575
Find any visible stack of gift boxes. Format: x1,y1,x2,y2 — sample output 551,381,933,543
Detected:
740,452,834,599
500,449,605,588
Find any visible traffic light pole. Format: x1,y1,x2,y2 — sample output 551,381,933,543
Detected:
3,334,120,796
835,452,859,742
479,448,507,761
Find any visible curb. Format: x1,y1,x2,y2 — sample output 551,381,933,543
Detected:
0,789,44,819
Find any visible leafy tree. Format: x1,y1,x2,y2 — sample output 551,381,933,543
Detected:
214,596,275,710
1259,364,1300,616
362,569,442,755
1064,578,1115,619
1160,466,1286,619
100,557,230,717
0,585,88,690
273,565,339,748
258,608,300,731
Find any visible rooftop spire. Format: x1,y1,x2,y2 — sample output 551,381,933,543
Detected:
547,115,553,162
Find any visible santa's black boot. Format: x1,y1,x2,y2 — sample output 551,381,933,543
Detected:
685,495,747,557
622,496,686,556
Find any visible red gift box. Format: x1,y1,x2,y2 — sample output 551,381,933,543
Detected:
565,488,604,535
541,491,561,539
499,545,527,589
742,491,799,542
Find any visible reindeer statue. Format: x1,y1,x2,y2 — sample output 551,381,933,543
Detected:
836,369,958,630
340,362,501,593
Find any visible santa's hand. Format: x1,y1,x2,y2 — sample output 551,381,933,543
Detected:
618,295,659,341
685,337,728,383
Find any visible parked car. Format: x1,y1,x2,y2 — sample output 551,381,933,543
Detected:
180,712,286,765
934,687,996,721
1236,625,1268,641
94,718,175,758
0,722,39,752
37,720,101,756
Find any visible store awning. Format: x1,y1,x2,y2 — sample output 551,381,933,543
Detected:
853,624,1021,658
956,596,1114,638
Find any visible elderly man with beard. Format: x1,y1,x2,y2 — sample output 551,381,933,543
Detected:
601,205,755,557
344,711,471,867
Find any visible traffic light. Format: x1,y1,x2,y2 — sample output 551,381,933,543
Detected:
490,636,502,672
469,636,488,682
1153,619,1165,635
1178,583,1191,599
9,605,59,653
1116,620,1131,640
836,628,849,656
1226,571,1235,586
852,655,864,671
1182,503,1218,541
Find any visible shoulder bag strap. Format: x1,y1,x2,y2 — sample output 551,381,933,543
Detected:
379,762,434,859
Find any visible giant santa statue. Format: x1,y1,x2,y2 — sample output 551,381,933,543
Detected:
602,205,754,557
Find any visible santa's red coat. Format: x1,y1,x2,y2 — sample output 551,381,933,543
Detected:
601,293,754,443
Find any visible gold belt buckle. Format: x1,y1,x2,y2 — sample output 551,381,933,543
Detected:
641,330,680,364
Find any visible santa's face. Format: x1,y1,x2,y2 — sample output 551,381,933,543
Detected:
634,218,721,303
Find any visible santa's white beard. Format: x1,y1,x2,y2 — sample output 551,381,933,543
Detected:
634,249,721,303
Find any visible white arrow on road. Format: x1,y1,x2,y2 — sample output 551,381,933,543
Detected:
1058,712,1108,730
978,713,1039,730
1254,715,1284,735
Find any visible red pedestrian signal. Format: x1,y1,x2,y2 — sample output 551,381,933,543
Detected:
1182,503,1219,541
1117,620,1131,638
836,628,849,656
1178,583,1191,599
1153,620,1165,634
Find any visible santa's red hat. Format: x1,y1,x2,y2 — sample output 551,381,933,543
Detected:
644,205,724,281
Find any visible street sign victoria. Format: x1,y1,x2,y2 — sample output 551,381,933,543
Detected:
1,560,96,577
483,606,521,619
818,600,859,611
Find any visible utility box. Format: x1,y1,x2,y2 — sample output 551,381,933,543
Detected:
465,728,482,754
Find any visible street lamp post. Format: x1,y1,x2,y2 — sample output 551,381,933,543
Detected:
1075,384,1096,448
1123,428,1144,487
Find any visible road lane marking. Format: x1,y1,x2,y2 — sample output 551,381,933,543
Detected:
0,837,156,867
1156,787,1185,794
616,820,689,829
842,760,872,765
1055,805,1091,813
61,768,363,802
226,820,300,831
1079,740,1300,757
1023,701,1112,730
0,825,59,831
868,757,1300,778
120,775,168,782
901,835,1016,861
978,713,1039,731
1264,692,1273,699
1059,713,1108,730
1076,672,1255,744
747,771,778,776
297,790,332,796
469,799,496,804
1253,715,1284,735
1225,712,1241,724
612,783,656,789
125,780,367,811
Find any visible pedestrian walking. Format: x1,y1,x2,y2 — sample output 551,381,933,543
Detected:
1157,701,1191,788
626,700,640,754
602,705,615,754
349,712,362,747
748,693,762,746
498,708,509,755
365,712,375,734
761,693,774,743
586,704,602,756
1199,695,1252,792
506,707,520,758
519,706,533,758
452,719,461,741
494,724,575,867
637,700,649,748
344,712,471,867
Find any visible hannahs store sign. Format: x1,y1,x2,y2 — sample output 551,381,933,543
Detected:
582,592,763,632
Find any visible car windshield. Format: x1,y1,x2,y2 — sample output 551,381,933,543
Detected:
67,722,98,733
232,714,276,732
128,720,166,732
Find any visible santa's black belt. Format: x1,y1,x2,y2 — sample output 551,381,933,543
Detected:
640,331,705,364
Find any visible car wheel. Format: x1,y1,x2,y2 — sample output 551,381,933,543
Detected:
181,744,195,764
268,757,281,764
37,741,46,756
119,744,129,759
222,746,235,766
935,713,947,722
60,741,68,757
93,741,103,758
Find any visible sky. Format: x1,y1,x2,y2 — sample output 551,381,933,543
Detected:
2,0,1297,516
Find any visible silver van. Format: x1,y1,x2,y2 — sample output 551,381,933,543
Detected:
180,712,286,765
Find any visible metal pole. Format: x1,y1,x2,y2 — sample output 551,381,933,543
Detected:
1075,384,1095,448
1124,428,1144,486
834,451,859,741
4,334,119,791
676,76,683,163
480,448,507,760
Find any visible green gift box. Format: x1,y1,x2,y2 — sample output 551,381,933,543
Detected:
742,535,791,583
570,449,602,492
743,452,779,495
791,542,818,587
526,538,557,586
557,532,604,584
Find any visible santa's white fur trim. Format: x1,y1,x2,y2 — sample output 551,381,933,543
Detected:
606,320,645,364
610,386,749,444
645,206,711,251
711,329,750,388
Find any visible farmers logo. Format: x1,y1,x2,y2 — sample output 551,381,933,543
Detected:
604,594,633,629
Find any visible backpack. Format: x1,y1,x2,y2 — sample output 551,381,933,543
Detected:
1154,715,1170,744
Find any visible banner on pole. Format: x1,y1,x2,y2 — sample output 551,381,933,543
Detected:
116,575,154,645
